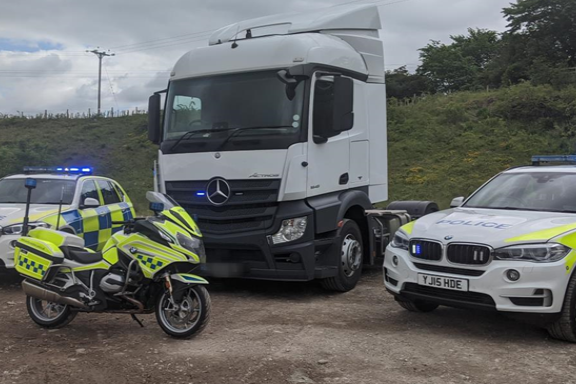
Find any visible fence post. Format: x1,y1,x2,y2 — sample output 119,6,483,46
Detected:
88,108,91,118
111,107,114,117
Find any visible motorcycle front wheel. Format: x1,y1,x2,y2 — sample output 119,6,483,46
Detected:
26,295,77,328
155,285,211,339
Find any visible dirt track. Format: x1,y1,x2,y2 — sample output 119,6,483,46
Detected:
1,270,576,384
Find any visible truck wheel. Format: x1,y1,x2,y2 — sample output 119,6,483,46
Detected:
546,272,576,342
396,298,439,312
321,219,363,292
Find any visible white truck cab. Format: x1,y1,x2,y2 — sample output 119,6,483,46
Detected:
147,5,435,291
385,156,576,342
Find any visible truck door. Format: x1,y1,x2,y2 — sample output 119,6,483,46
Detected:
306,74,354,198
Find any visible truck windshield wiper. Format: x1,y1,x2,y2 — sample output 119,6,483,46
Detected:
170,128,236,152
216,126,293,151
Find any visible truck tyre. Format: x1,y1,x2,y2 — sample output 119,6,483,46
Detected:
396,298,439,313
321,219,363,292
546,272,576,342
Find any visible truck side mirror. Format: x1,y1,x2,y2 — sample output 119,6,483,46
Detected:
450,197,465,208
148,94,161,144
332,77,354,132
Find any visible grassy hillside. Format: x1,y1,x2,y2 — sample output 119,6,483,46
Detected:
0,115,156,211
1,83,575,212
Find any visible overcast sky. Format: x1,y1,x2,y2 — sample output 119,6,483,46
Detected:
0,0,509,116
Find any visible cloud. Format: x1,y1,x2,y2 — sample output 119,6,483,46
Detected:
0,0,509,115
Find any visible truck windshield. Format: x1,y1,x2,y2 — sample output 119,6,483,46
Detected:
162,70,305,153
0,179,76,205
464,172,576,213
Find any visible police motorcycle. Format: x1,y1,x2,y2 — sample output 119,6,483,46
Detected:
14,177,211,338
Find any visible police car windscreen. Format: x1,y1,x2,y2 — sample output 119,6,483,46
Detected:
0,179,76,205
464,172,576,213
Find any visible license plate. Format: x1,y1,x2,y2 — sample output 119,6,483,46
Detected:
417,274,468,292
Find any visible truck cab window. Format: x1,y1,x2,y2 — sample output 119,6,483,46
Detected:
313,79,335,138
170,96,202,135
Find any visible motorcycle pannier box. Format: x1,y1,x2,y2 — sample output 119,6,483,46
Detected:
14,237,65,281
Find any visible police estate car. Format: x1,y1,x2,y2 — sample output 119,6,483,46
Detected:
0,167,135,271
384,156,576,342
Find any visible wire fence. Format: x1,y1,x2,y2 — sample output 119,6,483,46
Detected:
0,108,148,120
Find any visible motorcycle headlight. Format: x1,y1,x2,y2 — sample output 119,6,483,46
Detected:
176,233,206,263
390,231,409,251
494,243,571,263
2,222,49,235
270,217,308,245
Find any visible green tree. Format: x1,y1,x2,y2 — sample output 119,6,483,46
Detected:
385,66,433,99
417,28,502,93
503,0,576,67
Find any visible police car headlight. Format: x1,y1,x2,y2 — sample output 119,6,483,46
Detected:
391,231,409,250
494,243,571,263
176,233,206,263
1,222,49,235
270,217,308,245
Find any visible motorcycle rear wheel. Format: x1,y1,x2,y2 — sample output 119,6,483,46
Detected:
26,296,77,328
155,285,211,339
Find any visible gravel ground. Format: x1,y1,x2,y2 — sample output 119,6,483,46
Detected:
1,269,576,384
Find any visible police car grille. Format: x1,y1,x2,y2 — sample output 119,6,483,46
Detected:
166,180,280,234
409,240,442,261
447,244,491,265
413,263,485,277
403,283,496,307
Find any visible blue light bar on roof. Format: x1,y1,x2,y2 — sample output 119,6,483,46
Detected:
532,155,576,166
23,166,93,175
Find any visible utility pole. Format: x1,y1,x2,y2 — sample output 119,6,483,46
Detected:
87,48,115,116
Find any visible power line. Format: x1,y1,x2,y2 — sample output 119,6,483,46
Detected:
103,61,120,113
110,29,217,51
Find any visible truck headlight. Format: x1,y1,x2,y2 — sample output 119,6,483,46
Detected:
1,222,49,235
390,231,409,250
270,217,308,245
494,243,571,263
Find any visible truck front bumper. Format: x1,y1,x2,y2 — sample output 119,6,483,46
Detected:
384,247,572,315
199,201,338,282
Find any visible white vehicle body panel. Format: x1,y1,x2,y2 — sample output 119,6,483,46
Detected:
385,166,576,314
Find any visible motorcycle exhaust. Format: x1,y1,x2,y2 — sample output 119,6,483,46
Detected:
22,280,88,310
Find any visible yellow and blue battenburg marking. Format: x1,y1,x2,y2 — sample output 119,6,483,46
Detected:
18,256,47,277
136,255,165,270
42,203,135,251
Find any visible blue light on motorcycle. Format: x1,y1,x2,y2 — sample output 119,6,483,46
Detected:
25,178,37,189
150,202,164,212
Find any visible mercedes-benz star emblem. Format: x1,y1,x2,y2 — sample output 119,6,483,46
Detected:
206,178,231,206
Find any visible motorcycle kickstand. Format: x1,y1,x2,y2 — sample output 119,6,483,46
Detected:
131,314,145,328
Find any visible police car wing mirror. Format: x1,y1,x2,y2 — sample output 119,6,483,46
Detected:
82,197,100,209
450,197,465,208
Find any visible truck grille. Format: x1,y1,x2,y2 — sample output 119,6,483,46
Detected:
166,179,281,234
447,244,491,265
409,240,442,261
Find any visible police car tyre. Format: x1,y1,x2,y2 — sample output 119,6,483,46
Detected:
321,219,363,292
546,272,576,342
155,285,211,339
26,296,77,328
396,298,439,313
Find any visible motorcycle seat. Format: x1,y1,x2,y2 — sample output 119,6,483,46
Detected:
60,246,103,265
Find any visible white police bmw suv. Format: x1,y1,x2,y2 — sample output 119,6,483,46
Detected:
384,156,576,342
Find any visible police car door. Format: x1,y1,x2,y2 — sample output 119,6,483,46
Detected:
78,179,102,250
96,179,123,248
